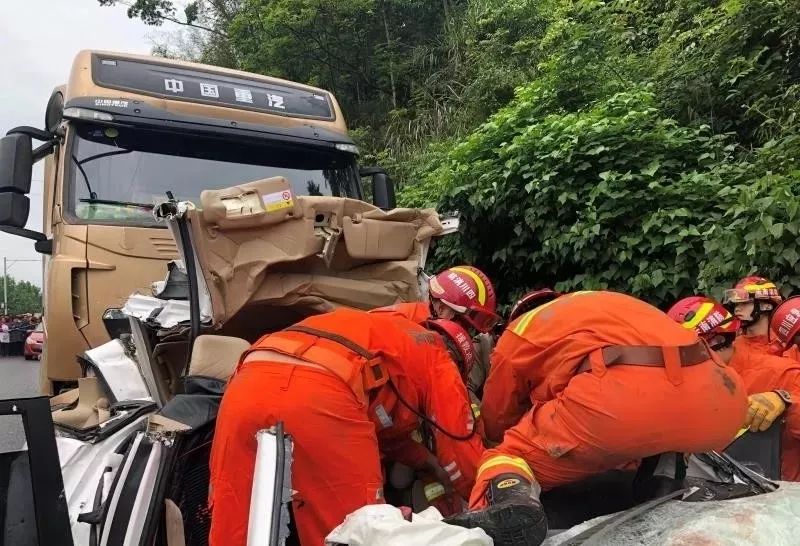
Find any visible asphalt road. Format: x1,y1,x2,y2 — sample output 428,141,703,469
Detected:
0,356,41,453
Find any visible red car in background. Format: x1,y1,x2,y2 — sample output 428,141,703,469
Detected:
24,323,44,360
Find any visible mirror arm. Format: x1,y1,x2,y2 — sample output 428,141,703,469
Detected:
33,140,58,162
0,226,47,242
7,126,55,142
0,227,51,255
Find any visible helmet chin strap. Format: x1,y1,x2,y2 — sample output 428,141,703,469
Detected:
742,302,773,331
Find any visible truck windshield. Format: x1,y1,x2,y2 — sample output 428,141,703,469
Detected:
67,123,362,226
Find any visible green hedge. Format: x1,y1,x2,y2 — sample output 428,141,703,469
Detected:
408,88,800,308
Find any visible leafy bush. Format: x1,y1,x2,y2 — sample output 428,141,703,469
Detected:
422,88,800,307
700,159,800,297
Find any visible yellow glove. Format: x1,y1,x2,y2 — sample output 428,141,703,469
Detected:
745,391,790,432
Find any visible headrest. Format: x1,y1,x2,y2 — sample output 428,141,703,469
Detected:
188,335,251,381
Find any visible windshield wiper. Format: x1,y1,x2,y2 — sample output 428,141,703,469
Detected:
72,155,97,199
72,149,135,200
79,198,154,209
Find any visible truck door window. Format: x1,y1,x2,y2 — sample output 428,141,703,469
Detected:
67,123,362,227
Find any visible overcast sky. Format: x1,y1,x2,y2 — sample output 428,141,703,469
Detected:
0,0,178,286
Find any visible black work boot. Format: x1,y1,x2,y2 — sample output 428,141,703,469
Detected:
445,473,548,546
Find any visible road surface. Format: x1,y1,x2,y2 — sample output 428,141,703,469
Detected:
0,356,41,453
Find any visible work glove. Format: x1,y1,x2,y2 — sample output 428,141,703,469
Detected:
745,391,791,432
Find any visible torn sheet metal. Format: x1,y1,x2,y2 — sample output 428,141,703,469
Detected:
165,213,214,320
154,200,193,221
157,300,192,328
152,260,189,300
128,316,165,408
84,340,152,403
121,294,166,321
121,294,210,329
248,426,293,546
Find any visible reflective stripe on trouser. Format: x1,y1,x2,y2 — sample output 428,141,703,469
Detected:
469,362,746,510
209,361,384,546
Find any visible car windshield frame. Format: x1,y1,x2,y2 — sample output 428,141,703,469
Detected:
63,122,363,229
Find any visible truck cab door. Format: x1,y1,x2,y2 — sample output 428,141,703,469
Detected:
0,396,73,546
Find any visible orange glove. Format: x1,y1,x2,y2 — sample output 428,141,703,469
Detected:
745,391,791,432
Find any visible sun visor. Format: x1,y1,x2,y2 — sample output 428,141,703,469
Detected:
200,176,301,230
185,176,445,326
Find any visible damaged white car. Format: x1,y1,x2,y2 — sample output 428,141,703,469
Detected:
2,177,798,546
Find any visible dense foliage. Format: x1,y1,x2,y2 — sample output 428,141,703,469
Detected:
104,0,800,307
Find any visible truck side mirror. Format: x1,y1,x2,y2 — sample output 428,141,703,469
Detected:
0,130,54,250
0,133,33,194
360,167,396,210
0,193,30,228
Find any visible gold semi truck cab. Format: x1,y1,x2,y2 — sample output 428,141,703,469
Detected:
0,50,396,393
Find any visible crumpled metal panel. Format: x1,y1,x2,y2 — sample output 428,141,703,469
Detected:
121,294,210,328
85,339,152,402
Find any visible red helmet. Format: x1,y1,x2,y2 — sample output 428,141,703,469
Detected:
723,276,782,306
769,296,800,352
667,296,739,350
428,266,499,333
508,289,562,324
425,319,476,380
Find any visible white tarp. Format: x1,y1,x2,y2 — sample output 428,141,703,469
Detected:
324,505,492,546
544,482,800,546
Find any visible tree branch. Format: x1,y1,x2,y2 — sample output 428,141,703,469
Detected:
114,0,228,37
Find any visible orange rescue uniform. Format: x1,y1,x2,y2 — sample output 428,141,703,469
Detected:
730,334,800,480
209,308,483,546
370,301,486,434
783,343,800,362
472,291,746,506
370,301,433,323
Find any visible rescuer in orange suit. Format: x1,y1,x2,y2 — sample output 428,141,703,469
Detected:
470,288,561,401
372,264,500,411
371,266,497,514
669,294,800,481
721,292,800,481
208,308,484,546
447,291,747,546
723,275,800,361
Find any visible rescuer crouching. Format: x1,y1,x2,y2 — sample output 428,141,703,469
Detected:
447,291,747,546
208,307,484,546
